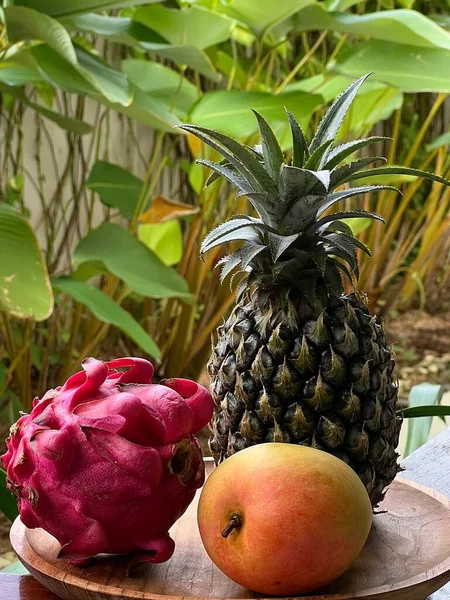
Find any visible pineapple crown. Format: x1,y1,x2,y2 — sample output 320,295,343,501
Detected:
179,75,450,304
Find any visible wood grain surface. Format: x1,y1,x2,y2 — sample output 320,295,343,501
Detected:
2,428,450,600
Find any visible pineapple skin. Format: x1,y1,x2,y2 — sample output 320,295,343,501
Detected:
208,290,402,506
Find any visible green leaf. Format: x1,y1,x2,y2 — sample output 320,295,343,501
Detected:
52,276,161,360
24,97,93,134
189,90,323,138
11,0,156,18
0,65,44,86
138,221,183,267
335,41,450,92
0,203,53,320
32,44,97,95
427,132,450,151
98,87,180,132
122,59,199,118
252,110,283,182
207,0,316,36
268,232,300,261
180,124,276,195
343,85,403,136
317,185,398,217
324,136,391,170
219,253,241,283
285,108,309,167
286,76,403,136
72,260,106,282
201,225,260,253
61,13,168,47
347,166,450,187
429,13,450,30
402,383,445,457
311,210,385,233
304,139,334,170
133,4,233,50
73,223,191,301
341,217,372,235
324,0,367,10
309,74,369,154
201,217,267,252
401,405,450,418
75,46,133,106
0,469,18,522
214,50,248,86
86,160,142,219
291,6,450,50
153,45,221,82
4,6,77,64
330,157,385,188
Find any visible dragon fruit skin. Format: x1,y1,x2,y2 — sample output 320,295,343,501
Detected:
1,357,214,568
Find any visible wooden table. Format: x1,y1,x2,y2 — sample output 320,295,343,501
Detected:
1,427,449,600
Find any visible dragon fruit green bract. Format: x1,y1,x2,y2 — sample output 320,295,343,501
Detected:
1,357,214,568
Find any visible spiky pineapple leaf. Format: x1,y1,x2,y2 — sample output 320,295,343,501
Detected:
304,139,335,170
201,225,261,254
268,232,300,262
324,260,344,296
330,157,386,189
201,217,259,252
309,74,370,155
339,232,372,257
236,190,277,225
204,158,233,187
316,185,399,217
323,235,359,278
252,110,284,183
324,136,390,170
318,220,354,236
334,258,357,285
309,210,385,233
285,108,309,167
310,247,328,274
180,124,277,194
282,194,327,232
181,126,262,191
202,221,275,254
219,252,242,282
198,160,251,194
345,166,450,187
328,245,359,279
240,241,266,269
281,165,329,209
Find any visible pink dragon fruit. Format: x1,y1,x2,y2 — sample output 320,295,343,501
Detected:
1,357,213,570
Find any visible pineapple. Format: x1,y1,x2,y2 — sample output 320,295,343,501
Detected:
180,75,450,506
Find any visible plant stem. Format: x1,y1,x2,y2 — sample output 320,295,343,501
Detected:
1,313,16,358
276,32,327,94
403,94,446,168
60,301,83,381
221,513,242,538
21,321,33,411
37,311,59,395
131,132,166,231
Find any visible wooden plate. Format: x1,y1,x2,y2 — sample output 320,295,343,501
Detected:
10,459,450,600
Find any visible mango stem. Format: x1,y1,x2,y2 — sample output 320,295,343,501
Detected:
221,513,242,538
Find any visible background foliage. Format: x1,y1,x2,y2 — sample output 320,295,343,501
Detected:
0,0,449,440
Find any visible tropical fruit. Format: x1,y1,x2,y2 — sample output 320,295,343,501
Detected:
198,443,373,594
2,357,213,568
181,75,450,505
